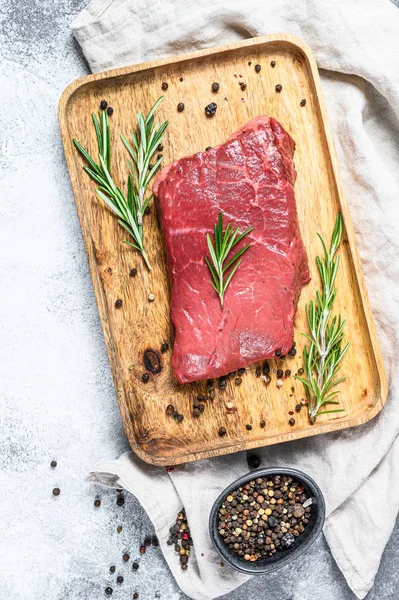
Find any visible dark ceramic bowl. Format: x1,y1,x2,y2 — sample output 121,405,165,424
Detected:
209,467,325,574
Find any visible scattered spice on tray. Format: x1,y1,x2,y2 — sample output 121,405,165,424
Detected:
50,460,57,468
94,498,101,507
212,82,220,92
260,419,266,428
142,373,149,383
277,369,284,378
122,552,130,561
235,377,242,386
217,474,312,561
205,102,218,116
115,299,122,308
276,380,283,388
166,404,174,415
295,404,302,412
179,77,184,82
255,64,261,73
289,417,295,426
52,487,60,496
109,566,116,573
205,146,212,151
245,424,252,431
161,342,169,352
148,293,155,302
255,366,262,378
275,84,282,93
219,427,227,436
240,82,247,91
129,268,137,277
132,561,140,571
238,368,245,376
116,575,124,584
271,60,276,68
288,347,297,356
105,586,113,595
167,509,193,571
177,102,185,112
100,100,108,110
116,495,125,506
161,82,168,90
300,99,307,107
133,593,139,599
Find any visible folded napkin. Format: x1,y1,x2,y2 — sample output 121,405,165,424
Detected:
72,0,399,597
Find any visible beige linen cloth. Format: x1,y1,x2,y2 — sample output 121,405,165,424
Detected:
71,1,399,598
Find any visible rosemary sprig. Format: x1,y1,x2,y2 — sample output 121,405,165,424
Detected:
73,98,168,270
295,213,350,423
205,212,253,308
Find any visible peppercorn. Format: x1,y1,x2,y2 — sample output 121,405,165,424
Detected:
177,103,185,112
52,488,60,496
219,376,227,388
281,532,295,549
132,562,139,570
177,414,184,422
212,82,220,92
152,535,159,547
94,499,101,507
275,349,282,357
133,594,139,599
157,143,164,152
288,347,297,356
300,99,306,107
142,373,149,383
298,368,304,374
161,342,169,352
285,369,291,377
105,587,113,596
262,361,270,375
205,146,212,151
144,537,152,547
289,417,295,426
271,60,276,68
205,102,217,116
117,495,125,506
255,64,261,72
288,409,294,415
109,566,116,573
50,460,57,468
107,106,114,115
117,526,122,533
219,427,227,436
172,410,179,418
277,369,284,378
235,377,242,386
179,77,183,82
115,299,122,308
275,84,282,92
155,592,161,599
161,82,168,90
295,404,302,413
260,419,266,428
247,454,261,469
140,545,146,554
166,404,174,415
198,404,205,413
255,366,262,377
238,368,245,375
240,82,247,91
245,424,252,431
130,268,137,277
116,576,124,584
100,100,108,110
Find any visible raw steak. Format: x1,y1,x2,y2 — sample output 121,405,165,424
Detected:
153,116,309,384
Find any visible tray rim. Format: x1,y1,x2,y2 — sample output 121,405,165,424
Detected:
58,33,388,466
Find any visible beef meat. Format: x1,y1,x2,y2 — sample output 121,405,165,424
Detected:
153,116,309,384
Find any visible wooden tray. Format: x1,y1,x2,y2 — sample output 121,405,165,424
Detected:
59,34,387,466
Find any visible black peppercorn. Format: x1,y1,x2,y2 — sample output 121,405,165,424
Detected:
132,562,140,570
268,515,279,528
52,487,60,496
259,419,266,428
277,369,284,378
117,496,125,506
166,404,174,415
193,407,201,417
247,454,261,469
161,82,168,90
172,410,179,418
100,100,108,110
130,268,137,277
235,377,242,386
238,368,245,375
285,369,291,377
240,82,247,91
205,146,212,151
94,499,101,507
275,349,282,357
205,102,217,116
295,404,302,413
262,361,270,375
288,347,297,356
198,403,205,412
255,64,261,72
271,60,276,68
281,533,295,549
50,460,57,468
110,566,116,573
289,417,295,426
275,84,282,93
212,82,220,92
179,77,183,82
298,367,304,374
105,587,113,596
245,424,252,430
157,143,164,152
161,342,169,352
115,299,122,308
133,594,139,599
144,537,152,547
142,373,149,383
177,103,185,112
219,427,227,436
300,99,306,107
116,576,124,584
255,366,262,377
107,106,114,115
177,414,184,422
152,535,159,547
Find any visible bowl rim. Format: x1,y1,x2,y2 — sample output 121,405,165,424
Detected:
208,466,326,574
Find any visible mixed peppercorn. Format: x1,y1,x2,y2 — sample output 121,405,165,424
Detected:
217,474,312,561
166,508,193,571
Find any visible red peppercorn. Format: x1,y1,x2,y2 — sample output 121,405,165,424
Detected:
183,533,189,540
140,545,146,554
166,466,175,473
288,409,294,415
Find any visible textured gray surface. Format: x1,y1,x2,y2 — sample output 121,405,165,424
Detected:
0,1,398,599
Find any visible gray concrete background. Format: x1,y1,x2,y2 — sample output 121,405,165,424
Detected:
0,1,398,599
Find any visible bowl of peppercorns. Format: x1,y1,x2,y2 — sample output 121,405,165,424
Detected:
209,467,325,573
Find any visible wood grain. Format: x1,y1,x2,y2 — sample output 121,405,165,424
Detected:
58,34,387,466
